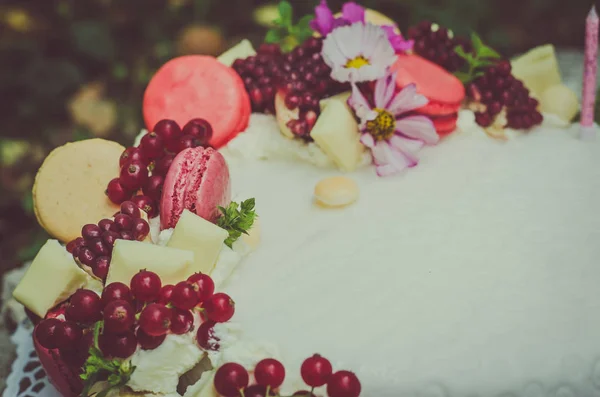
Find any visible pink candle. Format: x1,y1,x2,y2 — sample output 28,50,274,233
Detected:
581,5,599,134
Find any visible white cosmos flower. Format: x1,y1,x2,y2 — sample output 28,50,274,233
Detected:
321,22,397,83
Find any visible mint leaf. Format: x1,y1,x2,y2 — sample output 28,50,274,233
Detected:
478,45,501,59
217,198,257,248
295,15,315,43
453,71,472,83
265,29,283,44
278,1,293,26
80,321,135,397
470,32,484,53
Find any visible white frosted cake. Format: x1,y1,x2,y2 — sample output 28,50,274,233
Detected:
11,1,596,397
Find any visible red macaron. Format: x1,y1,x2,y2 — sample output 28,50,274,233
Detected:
143,56,251,149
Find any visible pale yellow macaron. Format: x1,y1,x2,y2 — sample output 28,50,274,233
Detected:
33,138,124,243
314,176,359,208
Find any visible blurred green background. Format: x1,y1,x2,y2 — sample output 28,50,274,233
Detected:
0,0,593,273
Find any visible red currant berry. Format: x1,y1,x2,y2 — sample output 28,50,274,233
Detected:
114,213,133,231
54,321,83,350
143,175,164,202
153,155,174,177
130,270,162,302
153,120,182,153
196,320,219,350
119,161,149,191
120,147,148,168
326,371,361,397
132,218,150,241
136,328,166,350
35,318,61,349
106,178,132,204
120,230,134,240
255,358,285,388
77,247,96,267
140,132,164,160
170,308,194,335
98,219,114,232
474,112,493,127
171,281,200,310
532,111,543,124
178,135,202,152
158,284,175,305
104,330,138,358
204,293,235,323
139,303,172,336
301,354,332,387
93,256,110,280
132,195,158,218
66,289,102,324
496,59,512,76
120,201,141,218
101,282,133,307
88,238,110,256
101,230,120,247
182,119,213,146
60,331,93,367
187,273,215,302
66,237,85,254
103,299,135,334
82,224,102,240
487,101,502,116
214,363,249,397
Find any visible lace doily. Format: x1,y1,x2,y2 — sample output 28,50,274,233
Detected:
3,322,60,397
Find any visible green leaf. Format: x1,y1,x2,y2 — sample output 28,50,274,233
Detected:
295,14,315,42
454,45,468,59
217,198,257,248
470,32,484,53
265,29,283,44
453,71,472,83
478,45,501,59
278,1,293,26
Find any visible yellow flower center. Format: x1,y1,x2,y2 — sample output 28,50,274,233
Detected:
366,108,396,141
345,55,370,69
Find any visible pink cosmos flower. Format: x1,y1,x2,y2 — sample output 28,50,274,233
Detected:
348,73,439,176
309,0,413,53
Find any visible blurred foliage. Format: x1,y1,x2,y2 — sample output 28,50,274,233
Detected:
0,0,592,269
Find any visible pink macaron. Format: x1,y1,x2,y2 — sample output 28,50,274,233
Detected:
160,146,231,230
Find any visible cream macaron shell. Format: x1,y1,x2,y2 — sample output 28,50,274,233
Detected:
33,138,123,243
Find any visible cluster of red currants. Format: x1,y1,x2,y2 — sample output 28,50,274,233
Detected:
66,201,150,280
406,21,472,73
35,270,234,362
468,61,543,129
232,38,347,141
214,354,360,397
105,118,213,208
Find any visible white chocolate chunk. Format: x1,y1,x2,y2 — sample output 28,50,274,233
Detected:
241,217,261,250
311,95,365,172
13,239,90,318
511,44,562,97
167,210,228,275
539,84,580,122
106,240,194,286
217,39,256,67
314,176,359,208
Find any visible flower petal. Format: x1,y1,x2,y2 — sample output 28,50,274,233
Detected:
389,135,424,153
310,0,335,36
360,133,375,148
373,140,414,169
374,72,396,108
381,25,414,53
394,115,439,144
387,83,429,116
342,2,365,23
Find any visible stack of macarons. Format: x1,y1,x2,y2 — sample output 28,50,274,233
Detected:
144,55,251,149
392,54,465,137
